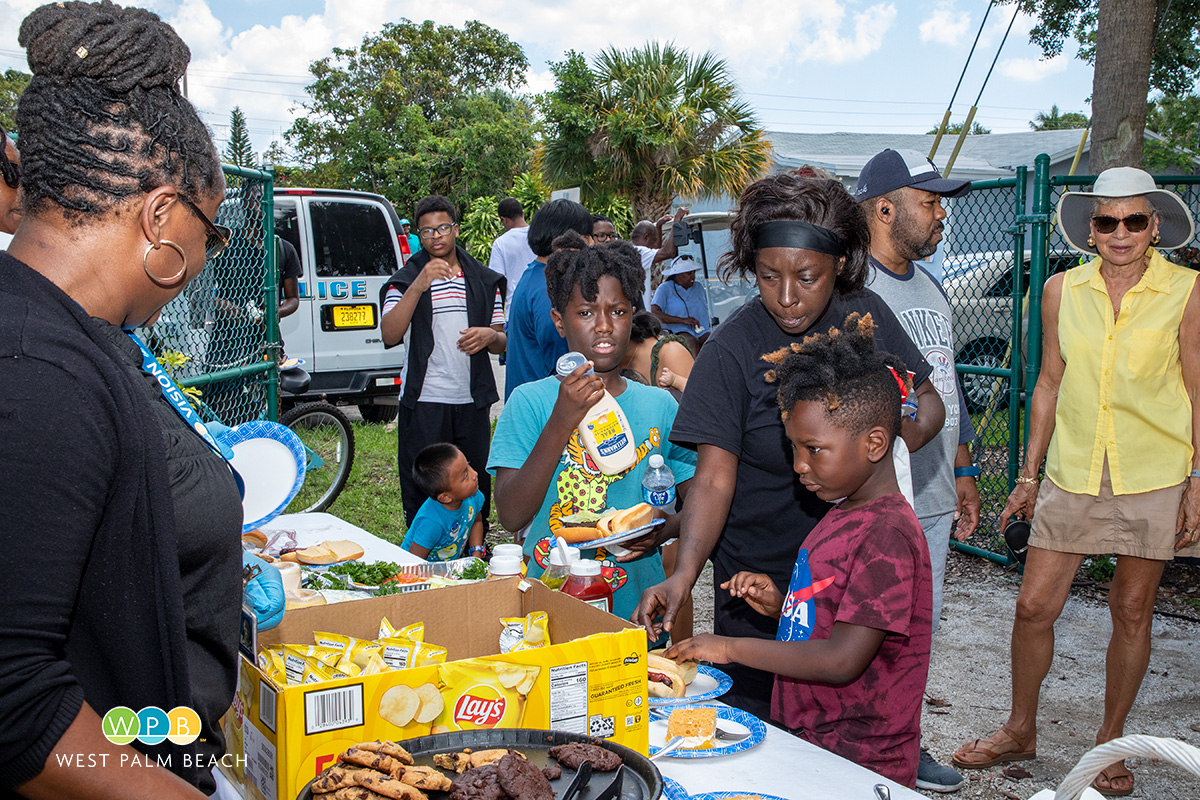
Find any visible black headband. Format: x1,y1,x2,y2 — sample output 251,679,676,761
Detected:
754,219,844,256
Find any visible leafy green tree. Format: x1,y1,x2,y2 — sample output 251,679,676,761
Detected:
0,69,31,132
509,171,548,218
540,44,771,221
1008,0,1200,169
1030,104,1090,130
224,106,255,167
458,195,505,262
926,120,992,135
284,19,535,212
1144,95,1200,172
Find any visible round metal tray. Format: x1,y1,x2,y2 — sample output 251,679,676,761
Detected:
297,728,661,800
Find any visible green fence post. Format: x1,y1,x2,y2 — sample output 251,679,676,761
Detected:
260,169,279,422
1009,166,1027,489
1024,154,1051,446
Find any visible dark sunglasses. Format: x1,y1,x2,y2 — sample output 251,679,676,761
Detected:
0,159,16,190
1091,213,1152,235
178,195,232,260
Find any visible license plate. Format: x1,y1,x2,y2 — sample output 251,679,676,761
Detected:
330,304,375,329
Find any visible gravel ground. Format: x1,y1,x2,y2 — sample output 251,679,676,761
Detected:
690,551,1200,799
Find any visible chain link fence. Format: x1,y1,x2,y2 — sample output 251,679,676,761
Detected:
140,164,279,426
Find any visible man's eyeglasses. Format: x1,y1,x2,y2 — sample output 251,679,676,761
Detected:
179,195,232,260
418,223,456,239
592,232,618,242
1092,213,1152,235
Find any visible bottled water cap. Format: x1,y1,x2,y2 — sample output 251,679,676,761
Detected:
648,454,664,469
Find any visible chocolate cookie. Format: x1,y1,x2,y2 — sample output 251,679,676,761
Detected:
541,764,562,782
448,765,507,800
547,743,622,772
497,753,554,800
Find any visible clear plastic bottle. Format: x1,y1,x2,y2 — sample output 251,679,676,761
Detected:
556,352,637,475
540,544,581,590
641,453,677,512
488,556,523,580
560,559,613,613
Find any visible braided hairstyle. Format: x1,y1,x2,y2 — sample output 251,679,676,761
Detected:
16,1,221,220
764,312,908,439
544,231,645,315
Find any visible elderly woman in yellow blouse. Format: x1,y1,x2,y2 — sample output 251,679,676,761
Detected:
953,168,1200,797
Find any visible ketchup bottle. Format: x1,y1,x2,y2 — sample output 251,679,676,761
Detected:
560,560,613,613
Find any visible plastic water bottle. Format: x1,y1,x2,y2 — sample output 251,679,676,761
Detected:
642,453,676,512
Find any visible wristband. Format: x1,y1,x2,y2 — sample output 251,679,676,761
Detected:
954,465,981,479
1190,469,1200,479
1015,475,1039,485
468,545,487,555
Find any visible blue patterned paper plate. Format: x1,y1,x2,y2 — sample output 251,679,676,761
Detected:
647,705,767,759
691,793,789,800
650,665,733,706
662,776,690,800
217,421,306,534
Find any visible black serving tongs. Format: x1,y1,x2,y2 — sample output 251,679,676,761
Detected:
559,762,592,800
595,765,624,800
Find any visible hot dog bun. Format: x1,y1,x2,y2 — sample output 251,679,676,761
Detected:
650,648,698,685
557,526,606,543
647,654,686,698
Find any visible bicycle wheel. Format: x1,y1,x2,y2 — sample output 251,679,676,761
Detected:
280,402,355,513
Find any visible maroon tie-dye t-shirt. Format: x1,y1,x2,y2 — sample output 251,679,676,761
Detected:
771,492,932,787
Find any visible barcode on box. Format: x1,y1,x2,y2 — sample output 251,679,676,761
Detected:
304,684,364,735
258,680,277,732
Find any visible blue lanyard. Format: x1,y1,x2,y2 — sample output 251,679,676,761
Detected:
127,332,235,461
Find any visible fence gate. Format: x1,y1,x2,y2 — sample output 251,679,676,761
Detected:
141,164,280,425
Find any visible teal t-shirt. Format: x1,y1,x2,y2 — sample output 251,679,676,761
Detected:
401,490,484,562
487,378,697,620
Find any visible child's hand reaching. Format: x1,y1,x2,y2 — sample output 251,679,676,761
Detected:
721,571,784,618
664,634,733,665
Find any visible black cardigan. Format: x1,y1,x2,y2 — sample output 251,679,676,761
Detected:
0,253,198,791
380,245,506,409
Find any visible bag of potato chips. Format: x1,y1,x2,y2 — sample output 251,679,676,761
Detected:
379,635,448,670
499,611,551,654
436,658,541,730
379,618,424,641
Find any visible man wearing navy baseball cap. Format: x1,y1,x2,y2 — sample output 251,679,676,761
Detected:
859,148,975,794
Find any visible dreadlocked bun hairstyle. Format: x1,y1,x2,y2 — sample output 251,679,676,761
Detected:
764,312,908,439
544,231,646,315
16,0,221,220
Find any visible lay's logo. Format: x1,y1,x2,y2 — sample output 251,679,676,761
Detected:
453,685,506,728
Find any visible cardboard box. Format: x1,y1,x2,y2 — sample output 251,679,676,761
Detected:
221,578,649,800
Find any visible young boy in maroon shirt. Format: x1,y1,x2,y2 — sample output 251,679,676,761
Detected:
667,313,933,787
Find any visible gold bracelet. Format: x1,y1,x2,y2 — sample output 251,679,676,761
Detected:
1015,475,1039,485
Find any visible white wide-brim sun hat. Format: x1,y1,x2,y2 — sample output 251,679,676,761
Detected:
1057,167,1195,255
661,256,701,278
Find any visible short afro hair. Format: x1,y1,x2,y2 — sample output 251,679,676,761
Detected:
528,198,592,257
721,175,870,294
414,194,457,226
498,197,523,219
544,231,645,315
764,312,907,440
412,442,461,498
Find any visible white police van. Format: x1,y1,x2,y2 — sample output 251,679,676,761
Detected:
273,187,411,422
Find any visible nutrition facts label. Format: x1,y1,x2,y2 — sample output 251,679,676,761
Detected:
548,661,589,734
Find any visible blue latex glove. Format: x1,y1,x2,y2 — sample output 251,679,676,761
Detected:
243,552,286,631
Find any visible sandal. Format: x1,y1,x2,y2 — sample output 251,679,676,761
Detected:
1092,761,1134,797
952,725,1037,769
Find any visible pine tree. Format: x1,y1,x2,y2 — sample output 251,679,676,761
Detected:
224,106,255,167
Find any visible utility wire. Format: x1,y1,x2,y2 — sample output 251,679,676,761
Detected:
930,0,995,159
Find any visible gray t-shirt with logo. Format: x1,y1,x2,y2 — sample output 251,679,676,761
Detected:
866,258,974,519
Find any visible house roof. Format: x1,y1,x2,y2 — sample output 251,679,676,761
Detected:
765,129,1097,178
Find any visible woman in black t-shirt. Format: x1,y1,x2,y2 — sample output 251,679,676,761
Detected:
633,176,944,718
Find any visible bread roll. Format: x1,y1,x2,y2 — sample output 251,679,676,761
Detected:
242,529,267,548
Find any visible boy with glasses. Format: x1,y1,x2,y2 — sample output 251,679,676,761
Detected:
381,194,507,526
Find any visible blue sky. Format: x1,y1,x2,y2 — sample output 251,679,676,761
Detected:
0,0,1099,161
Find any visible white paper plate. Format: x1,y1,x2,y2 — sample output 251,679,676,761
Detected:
576,518,665,551
650,665,733,706
647,705,766,758
218,421,306,534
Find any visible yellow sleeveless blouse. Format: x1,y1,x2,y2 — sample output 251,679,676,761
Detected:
1047,249,1196,495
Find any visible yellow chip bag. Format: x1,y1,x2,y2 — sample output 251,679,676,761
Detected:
357,650,390,676
337,639,383,674
437,658,540,730
299,657,351,685
379,635,448,670
256,649,288,686
499,612,551,653
379,618,424,642
312,631,362,653
280,644,343,683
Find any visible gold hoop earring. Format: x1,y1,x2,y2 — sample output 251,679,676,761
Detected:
143,240,188,288
1086,235,1095,248
1152,233,1161,245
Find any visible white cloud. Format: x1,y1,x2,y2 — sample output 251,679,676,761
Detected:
794,3,896,64
919,1,969,46
999,53,1069,82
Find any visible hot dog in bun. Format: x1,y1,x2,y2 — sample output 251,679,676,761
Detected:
647,653,693,699
556,503,655,544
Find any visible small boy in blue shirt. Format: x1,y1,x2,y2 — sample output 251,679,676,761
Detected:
401,443,487,562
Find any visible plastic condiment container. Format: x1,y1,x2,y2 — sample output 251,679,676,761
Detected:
272,561,302,594
488,556,523,580
556,352,637,475
491,544,524,561
541,544,582,590
560,559,613,613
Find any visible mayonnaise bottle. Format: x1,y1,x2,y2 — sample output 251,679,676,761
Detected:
556,351,637,475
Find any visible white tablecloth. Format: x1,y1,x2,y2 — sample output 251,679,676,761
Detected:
260,511,424,566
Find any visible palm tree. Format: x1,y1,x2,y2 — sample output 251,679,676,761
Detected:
1030,105,1090,131
540,44,771,222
